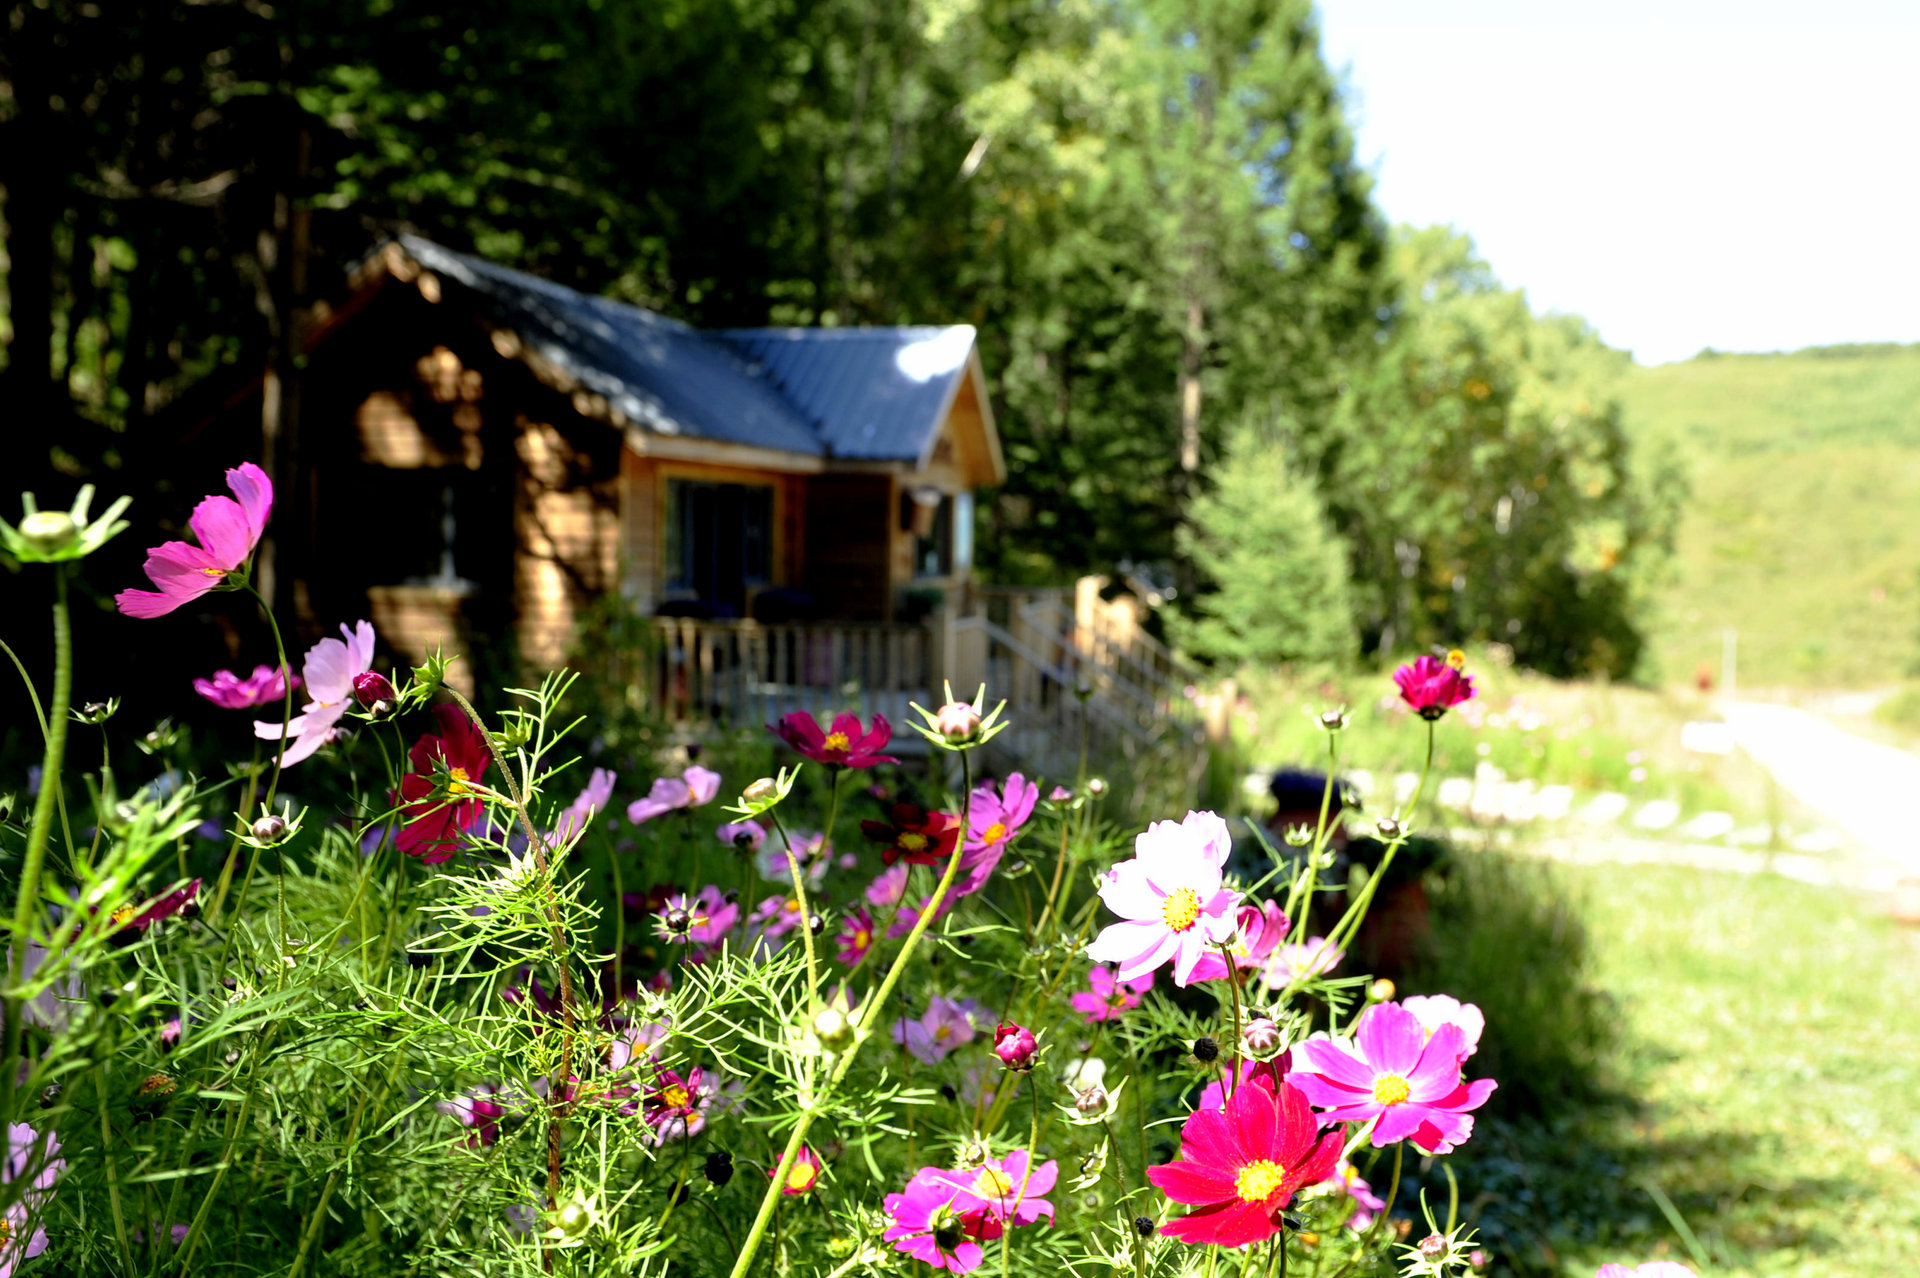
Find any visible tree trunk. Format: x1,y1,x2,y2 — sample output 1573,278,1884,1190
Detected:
1179,296,1204,473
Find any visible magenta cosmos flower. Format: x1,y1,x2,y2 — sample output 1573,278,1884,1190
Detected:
554,768,617,844
882,1150,1057,1273
109,878,202,936
1069,965,1154,1023
1085,810,1240,987
1147,1076,1341,1248
835,907,876,965
193,664,299,711
1,1123,63,1272
1394,652,1476,720
1287,1001,1496,1154
116,462,272,618
769,710,898,769
253,620,377,767
1188,899,1291,984
955,773,1038,894
627,765,721,824
992,1023,1037,1070
394,705,494,863
437,1086,507,1149
769,1146,822,1195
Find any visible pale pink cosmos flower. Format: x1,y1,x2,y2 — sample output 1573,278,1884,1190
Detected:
252,620,377,766
116,462,272,618
865,862,909,909
1188,898,1291,984
1260,937,1344,990
1069,965,1154,1023
554,768,617,844
1400,994,1484,1062
716,820,766,851
1286,1002,1497,1154
892,995,982,1064
193,664,299,711
1084,810,1240,986
627,765,721,824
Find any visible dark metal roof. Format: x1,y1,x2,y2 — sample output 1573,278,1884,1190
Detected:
395,236,973,464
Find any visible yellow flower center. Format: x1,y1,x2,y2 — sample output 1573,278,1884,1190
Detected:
934,1025,953,1042
899,831,927,851
660,1084,690,1108
109,904,137,927
824,731,850,751
1445,649,1466,670
981,822,1007,845
447,766,471,796
786,1160,817,1192
853,929,871,949
1234,1160,1288,1203
784,898,801,913
1371,1073,1411,1105
1161,887,1202,932
200,567,227,577
973,1167,1014,1198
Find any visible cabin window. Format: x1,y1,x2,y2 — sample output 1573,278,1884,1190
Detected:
664,479,774,617
913,493,954,579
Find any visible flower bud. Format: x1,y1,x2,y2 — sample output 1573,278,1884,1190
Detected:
1375,816,1403,840
1367,978,1395,1003
1283,823,1313,847
252,814,288,845
1242,1017,1281,1057
1417,1232,1446,1261
1469,1250,1490,1271
703,1150,735,1186
1001,858,1033,880
732,829,758,850
551,1194,594,1238
352,670,397,712
957,1140,991,1169
938,1082,957,1101
742,777,778,803
1317,708,1349,731
1133,1216,1156,1238
993,1022,1037,1071
934,701,981,743
1086,777,1108,797
1192,1035,1220,1063
1074,1084,1109,1116
19,511,77,554
37,1084,61,1110
810,1006,853,1049
78,701,116,725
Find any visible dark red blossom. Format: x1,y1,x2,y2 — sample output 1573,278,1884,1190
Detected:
769,711,898,769
110,879,202,937
861,803,960,866
1393,653,1476,721
394,705,494,862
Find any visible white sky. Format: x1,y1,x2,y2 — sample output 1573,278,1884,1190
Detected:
1315,0,1920,365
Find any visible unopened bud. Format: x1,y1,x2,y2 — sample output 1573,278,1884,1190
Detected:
1317,708,1349,731
1132,1215,1156,1238
1469,1250,1490,1271
352,670,397,710
1086,777,1108,797
1192,1035,1220,1063
551,1195,594,1238
704,1150,734,1185
1242,1017,1281,1056
252,814,288,844
19,511,77,554
934,701,981,744
37,1084,61,1110
1417,1232,1446,1261
1375,816,1403,840
742,778,777,803
1368,978,1395,1003
1001,858,1032,880
811,1006,852,1048
1074,1084,1109,1116
1283,823,1313,847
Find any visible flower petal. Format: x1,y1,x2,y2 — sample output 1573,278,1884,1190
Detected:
1356,1002,1425,1075
1145,1159,1239,1206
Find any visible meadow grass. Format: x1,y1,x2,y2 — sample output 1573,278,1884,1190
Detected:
1620,344,1920,688
1436,857,1920,1276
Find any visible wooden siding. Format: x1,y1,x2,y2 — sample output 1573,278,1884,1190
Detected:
514,416,623,668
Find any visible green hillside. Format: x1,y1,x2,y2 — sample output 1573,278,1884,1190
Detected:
1620,344,1920,688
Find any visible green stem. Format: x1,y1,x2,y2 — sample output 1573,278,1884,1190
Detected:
1002,1078,1042,1278
725,750,976,1278
205,751,261,926
1282,730,1341,936
1102,1117,1148,1278
764,807,822,1007
3,567,72,1128
245,586,295,815
1218,942,1245,1096
286,1074,380,1278
98,1067,134,1273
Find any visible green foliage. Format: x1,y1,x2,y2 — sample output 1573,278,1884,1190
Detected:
1619,342,1920,686
1300,228,1684,679
1173,428,1356,667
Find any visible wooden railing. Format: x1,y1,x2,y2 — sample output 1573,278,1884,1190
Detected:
642,618,934,735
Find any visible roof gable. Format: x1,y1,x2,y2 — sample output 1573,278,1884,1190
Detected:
384,237,987,472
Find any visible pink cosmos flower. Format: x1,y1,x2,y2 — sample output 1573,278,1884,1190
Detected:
759,828,829,886
892,995,981,1064
746,894,807,954
554,768,617,843
1069,966,1154,1023
1085,810,1240,987
115,462,272,618
1400,994,1485,1062
886,892,956,939
992,1023,1037,1071
642,1066,716,1141
1595,1266,1698,1278
1,1123,63,1272
252,620,377,767
866,862,910,909
437,1086,507,1148
955,773,1038,895
1188,899,1291,983
1324,1157,1387,1231
1394,653,1476,721
684,886,739,945
1147,1077,1341,1248
770,1146,822,1195
193,664,299,711
1287,1002,1497,1155
883,1169,992,1273
1260,937,1344,990
627,765,721,824
717,820,766,851
769,711,898,769
835,908,876,965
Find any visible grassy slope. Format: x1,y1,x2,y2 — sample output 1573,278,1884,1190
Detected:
1458,860,1920,1276
1619,345,1920,687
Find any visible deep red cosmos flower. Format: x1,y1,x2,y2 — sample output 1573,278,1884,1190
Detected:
769,711,898,769
1393,653,1476,721
861,802,960,866
394,704,494,862
108,879,202,938
1147,1075,1342,1248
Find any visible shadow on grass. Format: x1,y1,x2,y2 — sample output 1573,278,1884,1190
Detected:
1383,849,1865,1275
